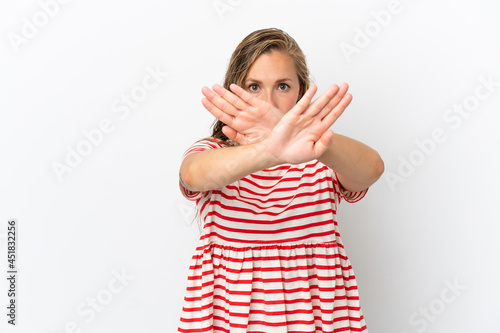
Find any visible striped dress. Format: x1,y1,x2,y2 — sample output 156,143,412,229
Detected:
178,137,369,333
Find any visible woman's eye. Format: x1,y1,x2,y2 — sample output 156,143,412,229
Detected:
278,83,290,91
248,84,259,92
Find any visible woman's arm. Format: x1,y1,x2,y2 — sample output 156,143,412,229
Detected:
179,142,275,192
318,133,384,192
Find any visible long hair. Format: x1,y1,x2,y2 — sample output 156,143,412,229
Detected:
210,28,311,141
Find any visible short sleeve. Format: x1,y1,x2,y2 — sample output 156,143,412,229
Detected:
331,169,368,203
179,138,228,201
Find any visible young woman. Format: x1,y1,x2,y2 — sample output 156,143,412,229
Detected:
178,28,384,332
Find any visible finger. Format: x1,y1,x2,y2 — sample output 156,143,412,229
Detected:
202,86,239,117
321,92,352,128
222,125,247,145
201,97,235,126
221,125,238,141
305,84,340,118
290,85,318,115
229,84,266,108
315,129,335,156
317,83,349,120
213,84,250,111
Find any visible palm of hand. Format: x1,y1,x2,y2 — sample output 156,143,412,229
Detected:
223,97,283,145
265,107,330,164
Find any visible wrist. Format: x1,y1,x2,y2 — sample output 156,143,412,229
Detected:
253,140,282,169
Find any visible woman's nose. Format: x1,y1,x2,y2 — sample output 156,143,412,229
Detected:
262,91,278,108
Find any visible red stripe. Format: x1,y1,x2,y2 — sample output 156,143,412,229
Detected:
178,325,213,333
180,312,213,323
190,249,340,263
240,164,329,188
181,302,213,312
203,218,333,236
206,197,334,217
223,175,335,199
206,208,334,225
212,186,335,210
199,230,337,245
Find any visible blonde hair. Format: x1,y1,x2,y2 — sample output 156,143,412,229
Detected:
210,28,311,141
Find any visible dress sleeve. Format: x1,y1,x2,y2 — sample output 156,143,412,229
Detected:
178,138,228,201
331,169,368,203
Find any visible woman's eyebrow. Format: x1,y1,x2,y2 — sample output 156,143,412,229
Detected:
245,78,293,83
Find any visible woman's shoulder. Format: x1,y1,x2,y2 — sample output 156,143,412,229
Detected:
182,137,239,157
194,137,239,148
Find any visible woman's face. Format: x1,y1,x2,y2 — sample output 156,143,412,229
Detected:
244,50,302,113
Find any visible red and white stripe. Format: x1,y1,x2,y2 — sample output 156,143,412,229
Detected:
178,138,369,332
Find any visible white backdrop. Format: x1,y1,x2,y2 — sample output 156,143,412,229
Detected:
1,0,499,332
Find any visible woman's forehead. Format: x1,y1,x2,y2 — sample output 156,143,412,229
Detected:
246,51,298,81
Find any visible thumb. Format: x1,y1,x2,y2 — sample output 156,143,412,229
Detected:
222,125,238,141
222,125,247,145
315,130,334,155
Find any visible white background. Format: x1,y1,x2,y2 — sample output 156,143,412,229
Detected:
1,0,499,332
